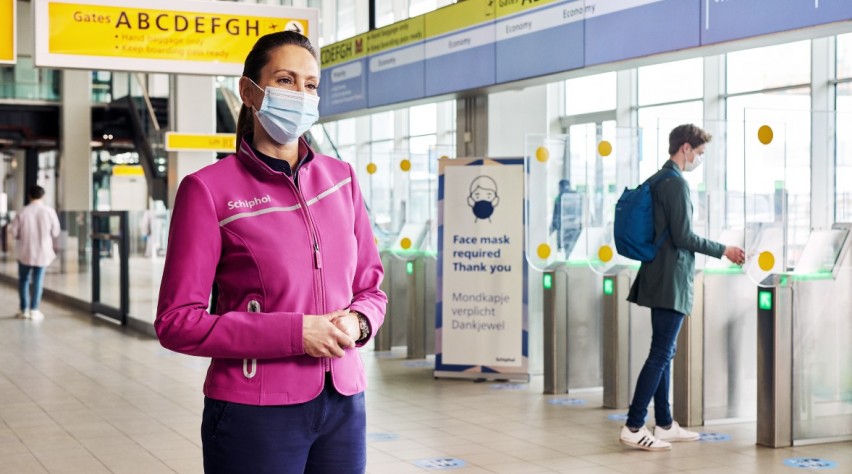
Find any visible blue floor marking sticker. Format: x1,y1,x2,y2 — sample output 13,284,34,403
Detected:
403,360,434,368
699,433,731,442
490,383,526,390
607,414,648,422
367,432,399,442
548,398,586,406
414,458,467,470
783,458,838,469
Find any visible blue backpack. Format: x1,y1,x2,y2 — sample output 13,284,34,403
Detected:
613,171,677,262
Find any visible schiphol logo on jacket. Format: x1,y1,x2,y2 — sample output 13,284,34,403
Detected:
227,195,272,210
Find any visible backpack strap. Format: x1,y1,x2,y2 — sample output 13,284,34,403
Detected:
644,170,679,250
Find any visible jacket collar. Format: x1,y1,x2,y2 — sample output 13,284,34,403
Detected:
236,135,316,179
662,159,683,177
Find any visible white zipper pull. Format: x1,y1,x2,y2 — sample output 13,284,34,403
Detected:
244,299,260,379
314,242,322,269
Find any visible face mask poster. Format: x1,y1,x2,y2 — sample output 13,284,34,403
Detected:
435,158,527,381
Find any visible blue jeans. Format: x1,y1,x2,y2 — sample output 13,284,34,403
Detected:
18,263,46,311
202,375,366,474
626,308,685,429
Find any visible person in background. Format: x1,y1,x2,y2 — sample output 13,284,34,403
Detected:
619,124,745,451
12,185,60,321
550,179,583,258
156,31,386,474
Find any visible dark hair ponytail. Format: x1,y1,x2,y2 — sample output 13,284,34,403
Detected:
236,31,319,151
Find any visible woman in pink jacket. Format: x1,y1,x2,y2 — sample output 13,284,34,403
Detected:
156,31,386,474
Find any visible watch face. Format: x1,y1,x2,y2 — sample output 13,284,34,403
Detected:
358,315,369,340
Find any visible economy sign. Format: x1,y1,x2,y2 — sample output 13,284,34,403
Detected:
0,0,15,64
34,0,318,75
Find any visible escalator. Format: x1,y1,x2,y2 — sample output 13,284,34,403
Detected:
91,92,168,202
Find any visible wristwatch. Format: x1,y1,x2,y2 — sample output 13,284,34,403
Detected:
356,313,371,342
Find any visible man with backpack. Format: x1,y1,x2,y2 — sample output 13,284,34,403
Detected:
618,124,745,451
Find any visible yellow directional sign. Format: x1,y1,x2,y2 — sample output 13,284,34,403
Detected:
112,165,145,176
165,133,236,153
34,0,318,75
0,0,15,64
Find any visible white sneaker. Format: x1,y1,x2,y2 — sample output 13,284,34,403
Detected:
15,310,30,319
29,310,45,321
619,425,671,451
654,421,700,442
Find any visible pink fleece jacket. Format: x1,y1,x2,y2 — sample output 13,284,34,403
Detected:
156,138,386,405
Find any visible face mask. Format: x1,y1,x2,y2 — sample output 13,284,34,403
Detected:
250,79,320,145
472,200,495,219
683,149,703,172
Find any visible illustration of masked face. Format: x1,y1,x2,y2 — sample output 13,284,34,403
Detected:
468,187,499,220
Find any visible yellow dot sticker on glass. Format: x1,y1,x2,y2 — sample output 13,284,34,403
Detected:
598,141,613,157
598,245,614,263
757,125,774,145
758,251,775,272
535,146,549,163
400,237,412,250
440,155,449,160
400,159,411,172
537,243,551,260
366,163,377,174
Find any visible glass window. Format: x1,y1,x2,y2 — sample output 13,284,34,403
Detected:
366,140,396,237
375,0,395,28
409,103,437,136
371,111,394,141
336,0,357,41
565,72,616,115
410,0,436,18
727,41,810,94
337,118,356,145
839,33,852,79
637,101,704,181
638,58,703,106
837,83,852,222
409,135,437,228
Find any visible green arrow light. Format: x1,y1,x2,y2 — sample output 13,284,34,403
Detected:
543,274,553,290
758,290,773,311
603,277,614,295
406,261,414,275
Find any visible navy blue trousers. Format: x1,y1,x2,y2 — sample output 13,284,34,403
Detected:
626,307,685,429
201,376,366,474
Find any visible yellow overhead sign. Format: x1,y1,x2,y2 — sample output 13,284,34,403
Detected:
112,165,145,176
34,0,318,75
367,16,425,55
320,32,369,68
425,0,495,39
165,133,236,153
495,0,561,18
0,0,15,64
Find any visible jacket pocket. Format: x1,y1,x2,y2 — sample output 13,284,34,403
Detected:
243,299,261,380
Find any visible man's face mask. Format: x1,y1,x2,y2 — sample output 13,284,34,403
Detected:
249,79,320,145
683,146,704,172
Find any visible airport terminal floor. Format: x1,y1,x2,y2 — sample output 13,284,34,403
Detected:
1,283,849,474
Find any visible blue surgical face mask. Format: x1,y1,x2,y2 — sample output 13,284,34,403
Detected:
250,79,320,145
684,148,704,172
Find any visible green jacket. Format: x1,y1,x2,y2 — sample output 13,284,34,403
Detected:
627,160,726,315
